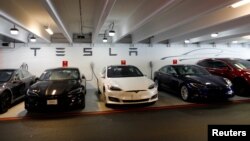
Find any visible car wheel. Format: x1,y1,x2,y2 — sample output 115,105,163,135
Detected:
154,79,162,91
26,106,35,113
0,92,11,113
79,96,85,109
180,85,190,101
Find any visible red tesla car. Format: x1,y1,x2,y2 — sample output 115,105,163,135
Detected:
197,58,250,96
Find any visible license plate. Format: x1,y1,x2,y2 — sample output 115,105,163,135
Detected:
47,99,58,105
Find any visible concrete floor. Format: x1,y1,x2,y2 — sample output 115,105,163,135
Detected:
0,102,250,141
0,89,250,119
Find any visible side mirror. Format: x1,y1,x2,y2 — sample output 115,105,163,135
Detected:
100,73,105,78
35,77,39,82
12,75,21,83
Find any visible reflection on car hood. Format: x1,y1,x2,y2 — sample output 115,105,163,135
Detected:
182,75,226,86
30,80,80,96
107,77,154,91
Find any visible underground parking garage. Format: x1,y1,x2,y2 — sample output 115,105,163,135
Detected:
1,0,250,141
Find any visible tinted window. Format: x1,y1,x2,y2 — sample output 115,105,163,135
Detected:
173,65,210,75
212,61,228,69
107,66,143,78
159,67,167,73
165,66,177,74
0,70,14,82
40,69,80,80
197,60,209,67
227,59,250,69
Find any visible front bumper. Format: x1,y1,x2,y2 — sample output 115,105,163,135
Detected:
25,92,85,110
104,88,158,105
188,85,234,99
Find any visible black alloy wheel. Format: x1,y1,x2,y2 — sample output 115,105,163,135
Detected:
79,95,85,109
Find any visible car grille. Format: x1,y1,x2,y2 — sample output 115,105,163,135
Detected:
125,90,146,93
123,99,149,103
205,86,230,95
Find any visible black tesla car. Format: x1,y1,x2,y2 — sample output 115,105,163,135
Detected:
0,69,36,113
154,65,234,101
25,67,86,112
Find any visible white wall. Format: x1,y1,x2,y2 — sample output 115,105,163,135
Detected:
1,43,250,89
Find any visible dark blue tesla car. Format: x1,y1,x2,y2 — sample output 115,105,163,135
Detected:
154,65,234,101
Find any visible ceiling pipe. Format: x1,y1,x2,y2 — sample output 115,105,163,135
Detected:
92,0,116,43
43,0,73,43
0,10,50,43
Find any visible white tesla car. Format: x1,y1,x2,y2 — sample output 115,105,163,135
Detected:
98,65,158,105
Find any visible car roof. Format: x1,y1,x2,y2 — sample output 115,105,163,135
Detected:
107,65,136,67
45,67,79,71
201,58,241,61
164,64,199,67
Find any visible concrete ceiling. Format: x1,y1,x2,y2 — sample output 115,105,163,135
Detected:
1,0,250,45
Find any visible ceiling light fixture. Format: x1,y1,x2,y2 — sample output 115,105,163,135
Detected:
232,40,238,44
10,25,19,35
45,26,54,35
30,35,36,42
184,39,190,44
211,33,218,38
109,30,115,36
103,30,108,43
108,22,115,36
231,0,250,8
103,37,108,43
242,35,250,39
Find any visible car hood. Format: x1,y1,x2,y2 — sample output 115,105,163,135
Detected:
30,80,81,96
181,75,227,86
107,77,154,91
241,69,250,73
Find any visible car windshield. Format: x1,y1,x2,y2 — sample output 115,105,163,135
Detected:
173,65,210,75
40,69,80,81
0,70,14,82
107,66,144,78
227,59,250,69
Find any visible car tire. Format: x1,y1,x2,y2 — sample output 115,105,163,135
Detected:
0,92,11,113
26,106,35,113
180,85,190,101
78,95,85,109
154,79,162,91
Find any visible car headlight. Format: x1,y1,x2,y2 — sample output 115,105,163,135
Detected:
148,83,157,89
189,83,206,88
27,89,39,96
108,85,122,91
69,88,83,94
223,78,232,87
